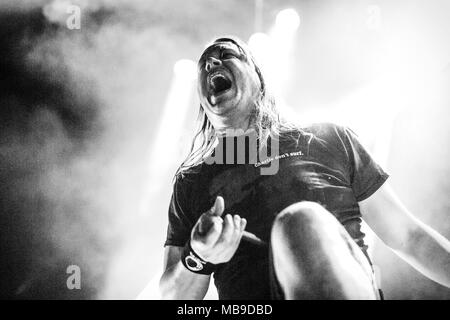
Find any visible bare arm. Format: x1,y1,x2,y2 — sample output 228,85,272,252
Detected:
159,245,211,300
360,183,450,288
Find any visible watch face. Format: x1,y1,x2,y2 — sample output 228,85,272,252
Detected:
185,254,204,271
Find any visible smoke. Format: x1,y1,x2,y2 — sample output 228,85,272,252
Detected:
0,0,250,300
0,0,203,299
1,0,449,299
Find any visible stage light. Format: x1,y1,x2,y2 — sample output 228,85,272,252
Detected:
248,32,271,71
138,58,196,217
248,32,270,52
173,59,197,81
262,9,300,106
275,8,301,32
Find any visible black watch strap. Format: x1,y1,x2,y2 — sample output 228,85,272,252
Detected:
181,241,216,275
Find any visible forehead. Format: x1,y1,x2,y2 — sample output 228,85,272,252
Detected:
199,41,243,61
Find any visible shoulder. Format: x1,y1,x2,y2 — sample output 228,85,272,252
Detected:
173,162,208,192
276,123,351,152
286,122,352,145
300,122,349,139
296,123,358,161
299,122,360,147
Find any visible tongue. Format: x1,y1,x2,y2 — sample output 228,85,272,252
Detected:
212,77,231,94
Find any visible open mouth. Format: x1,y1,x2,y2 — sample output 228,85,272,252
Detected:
208,71,232,96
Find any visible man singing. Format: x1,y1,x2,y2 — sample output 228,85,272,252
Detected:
159,36,450,299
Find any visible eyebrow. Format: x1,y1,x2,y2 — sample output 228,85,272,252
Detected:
198,43,241,64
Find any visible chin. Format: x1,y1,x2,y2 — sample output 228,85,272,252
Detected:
207,95,238,114
208,102,234,115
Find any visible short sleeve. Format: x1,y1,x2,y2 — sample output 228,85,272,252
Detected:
339,126,389,202
164,176,194,247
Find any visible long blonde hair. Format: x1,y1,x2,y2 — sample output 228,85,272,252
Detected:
176,36,297,177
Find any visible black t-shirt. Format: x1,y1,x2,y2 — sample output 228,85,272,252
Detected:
164,123,389,300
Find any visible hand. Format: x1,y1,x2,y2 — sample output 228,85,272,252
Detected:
190,196,247,264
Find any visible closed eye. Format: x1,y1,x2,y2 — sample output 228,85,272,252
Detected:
221,51,238,60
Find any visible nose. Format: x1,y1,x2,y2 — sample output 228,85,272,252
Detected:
205,57,222,72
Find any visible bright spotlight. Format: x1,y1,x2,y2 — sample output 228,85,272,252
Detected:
275,8,301,32
139,58,196,216
266,8,300,103
173,59,197,81
248,32,271,67
248,32,270,50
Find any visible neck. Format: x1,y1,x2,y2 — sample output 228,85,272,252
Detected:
212,110,255,137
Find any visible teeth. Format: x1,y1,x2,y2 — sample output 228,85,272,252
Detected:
211,74,224,80
208,71,227,85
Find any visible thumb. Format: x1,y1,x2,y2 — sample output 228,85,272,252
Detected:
209,196,225,216
196,196,225,236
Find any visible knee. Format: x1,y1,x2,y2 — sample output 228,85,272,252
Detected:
270,202,333,290
271,201,337,249
273,201,328,231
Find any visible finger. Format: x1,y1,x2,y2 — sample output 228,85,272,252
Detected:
230,215,243,246
217,214,234,245
197,212,215,235
241,218,247,231
233,215,241,230
197,196,225,235
196,216,223,245
235,219,247,245
237,216,247,236
205,196,225,217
